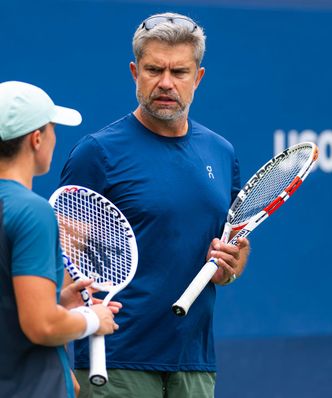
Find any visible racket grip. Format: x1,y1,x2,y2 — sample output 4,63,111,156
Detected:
89,335,108,387
172,260,218,317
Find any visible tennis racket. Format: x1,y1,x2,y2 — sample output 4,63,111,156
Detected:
172,141,319,317
49,185,138,386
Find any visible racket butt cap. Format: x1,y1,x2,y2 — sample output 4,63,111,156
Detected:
172,304,187,317
90,374,108,387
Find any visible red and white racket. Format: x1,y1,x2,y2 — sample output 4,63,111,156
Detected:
49,186,138,386
172,141,319,317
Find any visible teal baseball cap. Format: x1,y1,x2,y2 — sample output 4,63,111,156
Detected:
0,81,82,141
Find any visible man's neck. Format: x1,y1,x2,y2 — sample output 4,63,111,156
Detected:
133,107,188,138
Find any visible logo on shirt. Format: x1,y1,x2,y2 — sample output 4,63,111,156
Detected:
206,165,215,179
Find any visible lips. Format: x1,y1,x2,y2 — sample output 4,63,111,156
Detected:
153,95,178,104
157,96,174,100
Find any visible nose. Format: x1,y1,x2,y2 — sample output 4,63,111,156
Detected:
158,71,174,90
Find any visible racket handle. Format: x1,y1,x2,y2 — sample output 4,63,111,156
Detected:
89,335,108,386
172,260,218,316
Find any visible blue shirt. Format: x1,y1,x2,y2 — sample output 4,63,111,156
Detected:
60,113,240,371
0,180,74,398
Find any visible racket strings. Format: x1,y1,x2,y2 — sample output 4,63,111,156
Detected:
231,145,312,225
54,192,133,285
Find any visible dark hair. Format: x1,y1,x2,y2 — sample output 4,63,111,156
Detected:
0,125,47,159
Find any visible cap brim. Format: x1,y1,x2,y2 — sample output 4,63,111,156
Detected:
51,105,82,126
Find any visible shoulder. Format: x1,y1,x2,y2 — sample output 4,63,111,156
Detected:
5,183,53,218
20,189,54,218
60,114,136,190
94,113,134,136
71,113,133,154
89,113,134,142
190,119,236,155
3,185,56,239
10,186,54,222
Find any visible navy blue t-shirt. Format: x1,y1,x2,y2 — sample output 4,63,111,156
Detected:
0,180,74,397
60,113,240,371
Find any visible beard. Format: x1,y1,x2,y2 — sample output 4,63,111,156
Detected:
136,88,193,121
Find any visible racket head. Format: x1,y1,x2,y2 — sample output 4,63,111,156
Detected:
227,141,318,231
49,185,138,295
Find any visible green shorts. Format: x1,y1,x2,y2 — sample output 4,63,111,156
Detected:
75,368,216,398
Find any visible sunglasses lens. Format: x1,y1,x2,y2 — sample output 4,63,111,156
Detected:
144,17,170,30
173,18,196,32
143,16,197,32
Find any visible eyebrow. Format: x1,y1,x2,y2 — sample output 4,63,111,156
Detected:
144,64,191,72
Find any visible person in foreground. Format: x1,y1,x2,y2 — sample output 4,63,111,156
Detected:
0,81,122,398
60,12,250,398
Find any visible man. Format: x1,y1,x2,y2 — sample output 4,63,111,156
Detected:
60,12,250,398
0,81,122,398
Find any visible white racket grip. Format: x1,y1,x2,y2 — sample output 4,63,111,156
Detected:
89,335,108,386
172,260,218,316
221,222,232,244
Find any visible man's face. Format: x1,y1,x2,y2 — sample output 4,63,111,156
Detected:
131,40,205,121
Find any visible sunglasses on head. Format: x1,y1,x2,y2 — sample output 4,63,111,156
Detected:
141,16,197,33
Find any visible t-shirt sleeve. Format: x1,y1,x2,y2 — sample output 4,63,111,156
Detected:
11,198,60,283
59,135,107,193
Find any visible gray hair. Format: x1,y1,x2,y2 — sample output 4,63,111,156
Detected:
132,12,206,67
